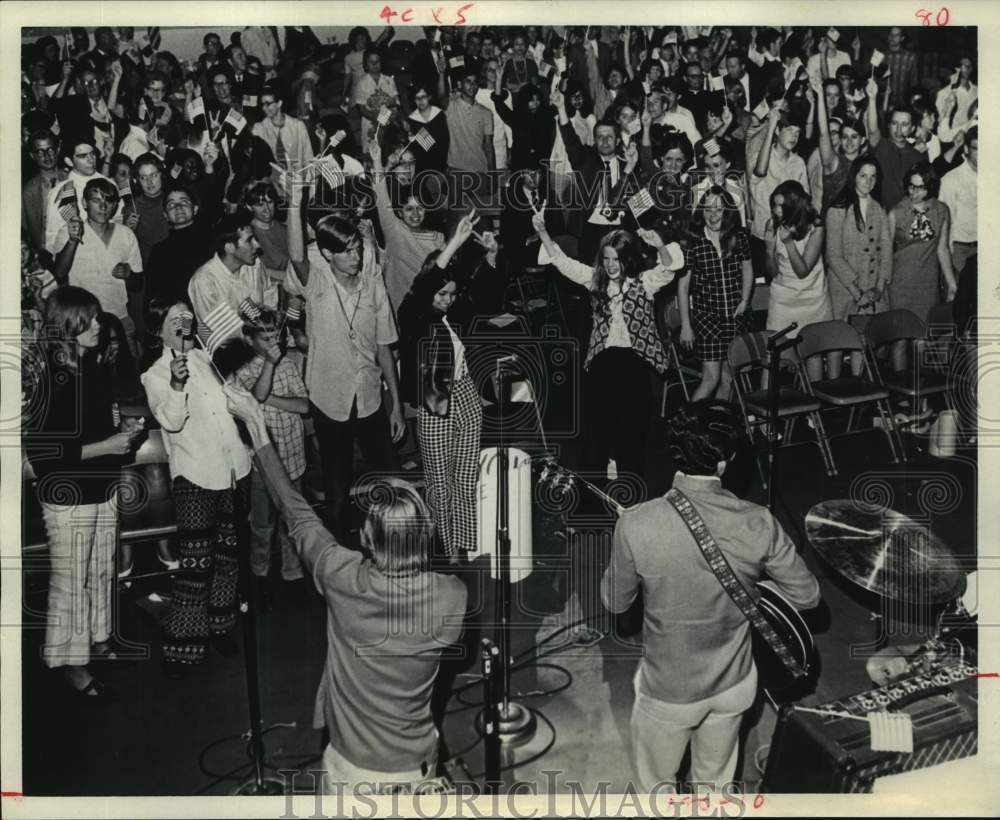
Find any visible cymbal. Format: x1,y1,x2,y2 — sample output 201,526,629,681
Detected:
805,500,966,604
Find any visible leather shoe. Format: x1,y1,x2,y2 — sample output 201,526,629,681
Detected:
64,675,118,703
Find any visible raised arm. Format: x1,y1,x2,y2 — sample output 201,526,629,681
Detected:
780,224,825,279
753,105,781,178
937,210,958,301
531,209,592,286
865,77,882,149
284,165,313,287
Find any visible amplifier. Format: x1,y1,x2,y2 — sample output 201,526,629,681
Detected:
762,660,979,793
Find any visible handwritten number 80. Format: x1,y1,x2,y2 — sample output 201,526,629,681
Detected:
915,7,951,25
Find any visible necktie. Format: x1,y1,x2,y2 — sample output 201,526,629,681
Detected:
602,159,612,216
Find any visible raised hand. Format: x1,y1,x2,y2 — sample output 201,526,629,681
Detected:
531,210,548,235
455,208,480,243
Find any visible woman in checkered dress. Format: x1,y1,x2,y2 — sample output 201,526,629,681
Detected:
397,212,500,561
678,186,755,401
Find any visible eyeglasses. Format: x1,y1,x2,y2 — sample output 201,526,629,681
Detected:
908,182,927,190
165,199,193,209
248,194,275,204
34,146,57,155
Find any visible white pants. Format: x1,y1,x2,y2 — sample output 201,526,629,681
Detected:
630,666,757,791
41,499,117,668
320,742,436,795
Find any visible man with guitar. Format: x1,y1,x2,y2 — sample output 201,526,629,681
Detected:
602,400,820,791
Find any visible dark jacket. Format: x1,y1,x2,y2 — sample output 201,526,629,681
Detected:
397,254,500,414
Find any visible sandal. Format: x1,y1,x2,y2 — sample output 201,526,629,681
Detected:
91,641,136,666
63,674,118,703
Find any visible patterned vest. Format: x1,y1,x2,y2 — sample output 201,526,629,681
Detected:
585,280,670,375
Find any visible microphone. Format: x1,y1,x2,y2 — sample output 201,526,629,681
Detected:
496,354,518,364
767,321,798,348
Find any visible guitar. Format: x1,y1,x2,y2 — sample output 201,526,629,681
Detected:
536,456,815,702
753,581,815,703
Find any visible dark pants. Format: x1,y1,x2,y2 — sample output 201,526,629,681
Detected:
580,347,655,493
311,398,400,545
750,235,769,283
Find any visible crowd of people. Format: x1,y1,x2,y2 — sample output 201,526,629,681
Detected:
20,22,976,793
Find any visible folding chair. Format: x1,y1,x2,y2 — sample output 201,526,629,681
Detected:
727,331,838,485
656,296,702,415
925,302,957,376
796,320,906,463
864,310,951,431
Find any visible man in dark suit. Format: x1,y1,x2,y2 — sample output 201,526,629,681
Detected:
22,130,68,266
78,27,118,77
554,90,642,261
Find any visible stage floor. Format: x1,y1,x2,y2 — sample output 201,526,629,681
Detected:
18,412,978,795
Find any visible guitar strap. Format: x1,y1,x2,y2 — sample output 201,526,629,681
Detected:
666,488,806,681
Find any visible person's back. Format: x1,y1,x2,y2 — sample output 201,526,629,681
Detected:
317,554,466,771
603,400,819,790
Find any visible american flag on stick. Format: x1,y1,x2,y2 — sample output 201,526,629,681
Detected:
201,301,245,355
238,297,262,323
57,181,82,237
377,106,393,126
319,161,346,189
414,129,436,151
627,188,656,219
219,107,247,140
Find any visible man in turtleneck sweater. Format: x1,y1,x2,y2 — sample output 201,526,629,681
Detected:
128,152,171,343
146,185,214,303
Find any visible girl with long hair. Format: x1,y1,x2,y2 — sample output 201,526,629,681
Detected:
824,154,892,320
139,296,252,677
549,79,596,204
766,180,833,380
370,141,446,312
679,186,754,400
397,212,499,560
25,286,143,700
491,69,556,172
533,212,684,486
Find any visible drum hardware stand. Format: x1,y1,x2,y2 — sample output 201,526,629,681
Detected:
475,359,537,749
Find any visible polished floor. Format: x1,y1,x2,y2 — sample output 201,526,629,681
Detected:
19,397,977,796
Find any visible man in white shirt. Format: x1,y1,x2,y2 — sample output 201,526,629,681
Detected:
352,50,400,154
936,56,978,132
241,26,282,77
51,178,143,355
806,30,852,88
938,127,978,278
44,138,118,256
252,84,314,169
188,212,278,352
650,83,701,148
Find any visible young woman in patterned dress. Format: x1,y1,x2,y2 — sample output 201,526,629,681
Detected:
678,186,754,401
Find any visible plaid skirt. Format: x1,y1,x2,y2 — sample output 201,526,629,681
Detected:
691,308,751,362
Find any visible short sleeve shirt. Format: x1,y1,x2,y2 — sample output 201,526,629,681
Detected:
445,97,494,173
54,221,142,319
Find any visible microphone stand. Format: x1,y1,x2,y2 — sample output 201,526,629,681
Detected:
765,323,799,512
231,468,284,795
476,359,537,756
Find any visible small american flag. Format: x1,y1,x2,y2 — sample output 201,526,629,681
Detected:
319,162,345,189
174,310,194,338
414,129,436,151
239,297,262,323
57,181,79,224
201,301,244,354
377,107,393,126
627,188,655,219
111,402,121,429
223,108,248,137
703,138,721,157
870,49,885,68
709,74,725,92
118,181,135,209
186,96,206,125
286,304,302,322
330,130,347,147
